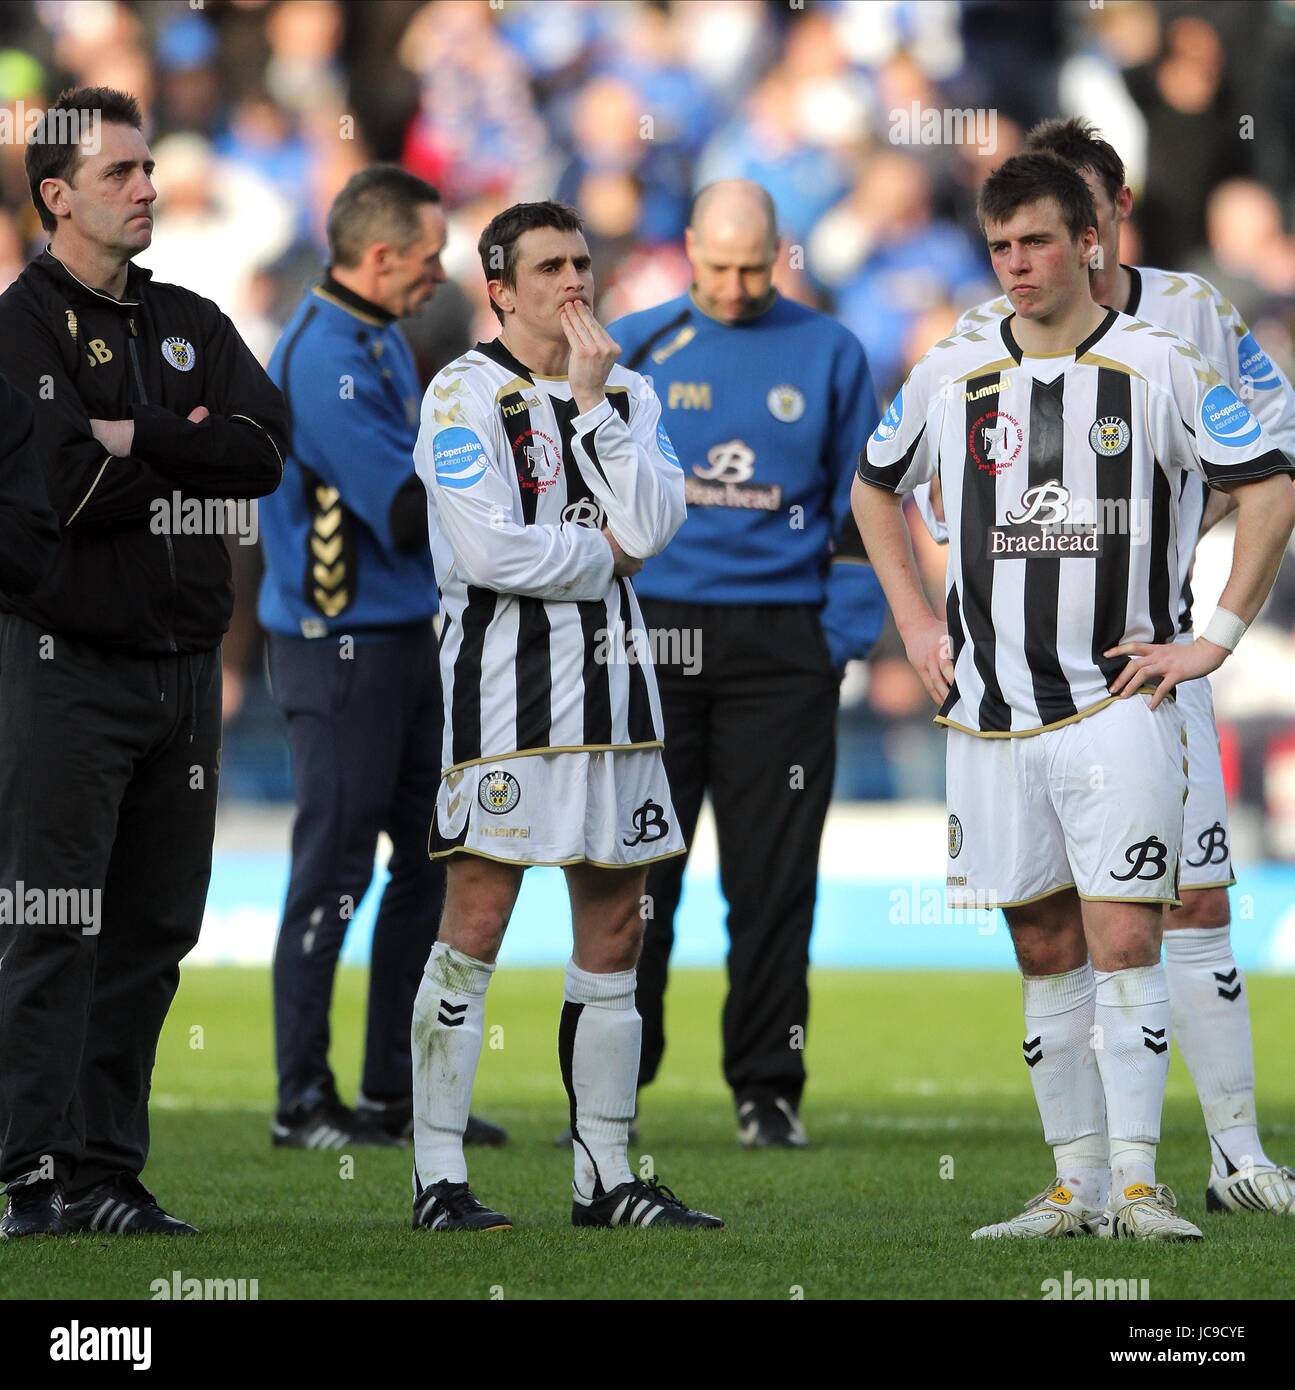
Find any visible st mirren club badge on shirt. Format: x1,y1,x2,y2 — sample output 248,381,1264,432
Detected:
1089,416,1132,456
767,384,805,423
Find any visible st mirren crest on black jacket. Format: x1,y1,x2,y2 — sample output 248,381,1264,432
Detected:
0,249,286,654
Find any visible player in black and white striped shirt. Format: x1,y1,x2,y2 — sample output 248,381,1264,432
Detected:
914,119,1295,1222
408,201,721,1234
854,154,1295,1242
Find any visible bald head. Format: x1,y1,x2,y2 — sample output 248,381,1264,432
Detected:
685,179,779,322
689,179,779,250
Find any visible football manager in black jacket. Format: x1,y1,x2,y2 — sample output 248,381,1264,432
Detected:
0,87,285,1238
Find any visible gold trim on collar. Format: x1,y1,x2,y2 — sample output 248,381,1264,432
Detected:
955,359,1016,383
1076,353,1145,379
311,285,388,327
494,376,534,403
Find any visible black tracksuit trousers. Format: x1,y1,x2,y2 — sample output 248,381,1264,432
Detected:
268,622,445,1117
635,600,839,1110
0,612,221,1192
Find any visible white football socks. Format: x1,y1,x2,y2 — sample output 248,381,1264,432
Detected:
412,942,494,1187
1163,924,1273,1178
1022,964,1109,1208
1093,963,1171,1195
559,960,638,1199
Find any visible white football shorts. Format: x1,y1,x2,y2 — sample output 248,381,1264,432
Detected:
945,693,1188,910
1176,673,1235,891
430,747,686,869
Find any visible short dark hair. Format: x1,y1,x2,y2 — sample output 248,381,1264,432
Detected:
1024,117,1126,204
477,201,585,323
326,165,442,269
27,87,143,234
977,152,1097,244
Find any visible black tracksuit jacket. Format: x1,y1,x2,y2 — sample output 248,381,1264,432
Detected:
0,249,286,653
0,372,59,595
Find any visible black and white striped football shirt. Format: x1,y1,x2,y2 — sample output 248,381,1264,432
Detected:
414,338,685,775
861,308,1293,737
919,267,1295,636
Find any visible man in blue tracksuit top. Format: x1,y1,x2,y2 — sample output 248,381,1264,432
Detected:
607,180,886,1147
260,167,502,1150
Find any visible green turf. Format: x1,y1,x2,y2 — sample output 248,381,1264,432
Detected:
2,967,1293,1299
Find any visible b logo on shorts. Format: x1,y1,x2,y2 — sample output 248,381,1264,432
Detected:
478,769,521,814
1185,821,1229,868
623,798,669,846
1110,835,1169,881
948,814,963,858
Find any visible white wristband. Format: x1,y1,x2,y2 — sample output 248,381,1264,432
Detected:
1202,606,1247,652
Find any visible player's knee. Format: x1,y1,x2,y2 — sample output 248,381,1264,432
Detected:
438,888,513,961
1013,938,1075,976
1006,912,1085,976
580,904,644,973
438,910,507,962
607,907,646,970
1166,887,1230,931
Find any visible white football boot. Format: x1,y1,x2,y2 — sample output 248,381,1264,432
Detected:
1206,1164,1295,1215
1101,1183,1203,1241
971,1183,1105,1239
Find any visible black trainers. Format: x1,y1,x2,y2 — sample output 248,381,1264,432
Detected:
0,1176,66,1238
737,1098,809,1149
412,1179,512,1232
572,1175,723,1229
64,1175,198,1236
272,1095,402,1150
356,1098,509,1148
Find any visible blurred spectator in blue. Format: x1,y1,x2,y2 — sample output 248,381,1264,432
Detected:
867,43,1022,248
262,0,346,115
398,0,548,205
696,67,854,245
600,3,718,160
681,0,777,111
155,10,222,137
496,0,613,116
830,0,965,82
554,76,691,243
809,150,991,399
696,10,870,244
215,92,315,241
134,133,296,344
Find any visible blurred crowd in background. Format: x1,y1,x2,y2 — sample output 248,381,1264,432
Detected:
4,0,1295,848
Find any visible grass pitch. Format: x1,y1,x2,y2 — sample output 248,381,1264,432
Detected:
2,967,1293,1300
